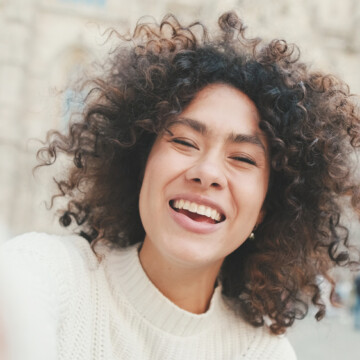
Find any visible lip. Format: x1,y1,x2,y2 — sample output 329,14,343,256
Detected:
167,193,226,234
169,193,226,219
168,204,224,234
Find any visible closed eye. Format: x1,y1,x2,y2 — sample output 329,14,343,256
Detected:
231,156,257,166
172,138,197,149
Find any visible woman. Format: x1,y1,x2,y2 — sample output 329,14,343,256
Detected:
1,11,360,360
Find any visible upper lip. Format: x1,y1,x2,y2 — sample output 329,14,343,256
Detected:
169,193,227,220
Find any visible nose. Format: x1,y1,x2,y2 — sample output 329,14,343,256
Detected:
185,157,227,190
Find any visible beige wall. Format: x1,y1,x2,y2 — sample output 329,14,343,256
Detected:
1,0,360,240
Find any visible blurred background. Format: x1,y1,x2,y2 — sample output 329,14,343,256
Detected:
1,0,360,358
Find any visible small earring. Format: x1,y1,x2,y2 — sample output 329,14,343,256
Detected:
249,232,255,240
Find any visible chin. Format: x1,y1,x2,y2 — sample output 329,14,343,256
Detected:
158,235,224,268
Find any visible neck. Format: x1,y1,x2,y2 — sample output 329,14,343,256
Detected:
139,239,222,314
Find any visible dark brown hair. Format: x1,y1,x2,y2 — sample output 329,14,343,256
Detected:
38,12,360,334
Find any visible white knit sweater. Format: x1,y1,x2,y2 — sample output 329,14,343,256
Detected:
0,233,297,360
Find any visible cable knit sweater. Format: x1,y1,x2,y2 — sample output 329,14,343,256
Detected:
0,233,297,360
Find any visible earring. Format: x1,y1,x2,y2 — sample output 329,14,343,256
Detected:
249,232,255,240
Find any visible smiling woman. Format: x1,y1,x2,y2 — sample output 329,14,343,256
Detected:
139,84,270,313
1,11,360,360
139,84,268,263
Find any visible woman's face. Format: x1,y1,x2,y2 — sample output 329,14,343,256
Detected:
139,84,270,269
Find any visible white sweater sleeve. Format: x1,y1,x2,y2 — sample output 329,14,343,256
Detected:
0,233,74,360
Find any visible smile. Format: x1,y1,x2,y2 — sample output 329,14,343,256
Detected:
169,199,225,224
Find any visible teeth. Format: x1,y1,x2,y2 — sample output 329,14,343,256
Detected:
189,202,197,212
198,205,206,215
205,207,212,218
172,200,223,222
211,209,217,221
183,200,190,210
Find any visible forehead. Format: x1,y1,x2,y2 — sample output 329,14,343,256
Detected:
180,84,261,134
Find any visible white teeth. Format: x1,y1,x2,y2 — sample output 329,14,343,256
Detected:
189,202,197,212
171,200,223,222
211,209,217,221
197,205,206,215
183,200,190,210
205,207,212,218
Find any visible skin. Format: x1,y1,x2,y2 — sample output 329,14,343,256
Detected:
139,83,270,314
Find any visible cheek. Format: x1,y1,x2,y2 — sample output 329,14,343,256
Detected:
139,143,180,202
231,173,268,211
145,146,193,185
141,144,167,185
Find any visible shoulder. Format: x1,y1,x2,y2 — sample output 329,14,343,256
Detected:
0,232,99,306
243,325,297,360
1,232,98,269
220,305,297,360
0,232,98,360
256,330,297,360
1,231,91,254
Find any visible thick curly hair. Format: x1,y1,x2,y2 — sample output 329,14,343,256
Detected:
37,12,360,334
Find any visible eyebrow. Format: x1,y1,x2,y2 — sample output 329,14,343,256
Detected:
167,117,208,135
227,132,266,152
167,117,266,152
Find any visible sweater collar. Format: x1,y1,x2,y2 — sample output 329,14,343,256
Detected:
101,244,227,336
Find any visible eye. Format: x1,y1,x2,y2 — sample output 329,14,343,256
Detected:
231,156,257,166
171,138,197,149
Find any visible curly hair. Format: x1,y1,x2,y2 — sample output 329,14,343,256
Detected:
37,12,360,334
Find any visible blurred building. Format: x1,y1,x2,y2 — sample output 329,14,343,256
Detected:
0,0,360,238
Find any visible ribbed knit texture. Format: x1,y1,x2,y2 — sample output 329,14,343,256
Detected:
0,233,297,360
